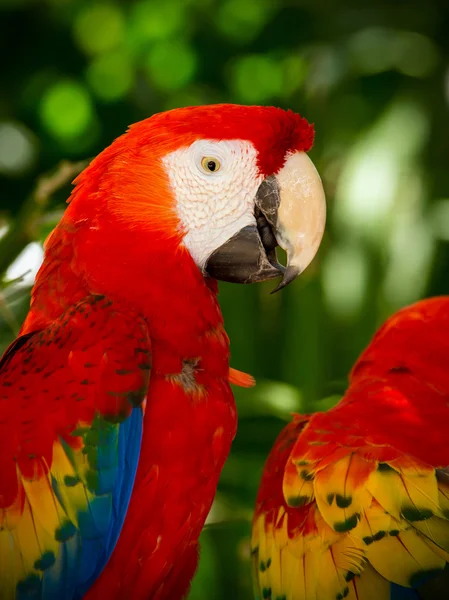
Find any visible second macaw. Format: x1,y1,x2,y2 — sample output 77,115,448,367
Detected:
0,104,326,599
252,297,449,600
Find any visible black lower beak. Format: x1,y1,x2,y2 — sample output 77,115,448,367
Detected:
204,224,283,284
204,175,301,290
205,151,326,291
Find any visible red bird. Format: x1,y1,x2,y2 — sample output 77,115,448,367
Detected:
0,104,326,599
252,297,449,600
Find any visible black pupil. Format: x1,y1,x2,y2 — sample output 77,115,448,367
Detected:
207,160,217,171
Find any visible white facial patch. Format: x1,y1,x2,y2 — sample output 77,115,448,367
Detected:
162,139,263,269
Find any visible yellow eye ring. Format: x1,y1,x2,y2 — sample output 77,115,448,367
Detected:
201,156,221,173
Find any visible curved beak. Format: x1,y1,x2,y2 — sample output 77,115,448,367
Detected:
204,151,326,291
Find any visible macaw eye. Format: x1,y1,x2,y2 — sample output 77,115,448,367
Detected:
201,157,221,173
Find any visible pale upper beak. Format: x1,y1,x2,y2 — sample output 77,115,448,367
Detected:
205,151,326,291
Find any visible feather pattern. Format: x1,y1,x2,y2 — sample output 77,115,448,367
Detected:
252,297,449,600
1,104,319,599
0,295,151,599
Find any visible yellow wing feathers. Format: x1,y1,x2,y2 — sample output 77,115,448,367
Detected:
0,439,102,598
252,448,449,600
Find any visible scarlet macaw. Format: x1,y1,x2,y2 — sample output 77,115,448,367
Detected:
0,104,326,599
252,297,449,600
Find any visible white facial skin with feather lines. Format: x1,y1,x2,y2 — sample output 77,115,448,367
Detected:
162,139,262,269
163,139,326,281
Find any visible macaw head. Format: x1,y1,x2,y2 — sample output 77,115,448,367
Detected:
68,104,325,293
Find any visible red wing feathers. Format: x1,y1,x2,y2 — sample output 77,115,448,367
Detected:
252,297,449,600
0,294,151,599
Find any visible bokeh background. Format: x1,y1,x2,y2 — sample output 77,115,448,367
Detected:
1,0,449,596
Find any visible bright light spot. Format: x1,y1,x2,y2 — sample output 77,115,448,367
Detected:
205,496,228,525
40,80,94,140
339,147,397,231
383,215,434,307
145,42,197,91
348,27,398,74
282,54,308,97
0,122,37,175
335,100,429,241
348,28,438,78
6,242,44,286
429,199,449,240
73,4,125,56
395,32,438,77
87,51,134,101
230,54,283,103
128,0,185,46
217,0,274,43
322,244,368,319
305,46,345,96
0,225,8,240
256,380,302,415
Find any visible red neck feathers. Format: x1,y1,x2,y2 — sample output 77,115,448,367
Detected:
22,111,225,363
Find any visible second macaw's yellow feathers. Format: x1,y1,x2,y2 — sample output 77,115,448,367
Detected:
314,453,375,533
252,442,449,600
253,298,449,599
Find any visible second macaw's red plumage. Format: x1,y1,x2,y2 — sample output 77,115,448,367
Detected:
0,105,326,599
253,297,449,600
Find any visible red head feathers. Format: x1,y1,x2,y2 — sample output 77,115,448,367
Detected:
125,104,315,176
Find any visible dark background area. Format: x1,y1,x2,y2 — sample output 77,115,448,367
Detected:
1,0,449,596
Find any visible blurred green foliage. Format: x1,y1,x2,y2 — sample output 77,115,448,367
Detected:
1,0,449,597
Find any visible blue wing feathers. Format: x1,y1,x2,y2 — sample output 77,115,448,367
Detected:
4,297,150,600
74,406,143,598
77,495,112,539
107,404,143,554
17,406,144,600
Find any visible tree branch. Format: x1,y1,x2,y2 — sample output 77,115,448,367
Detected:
0,159,88,279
